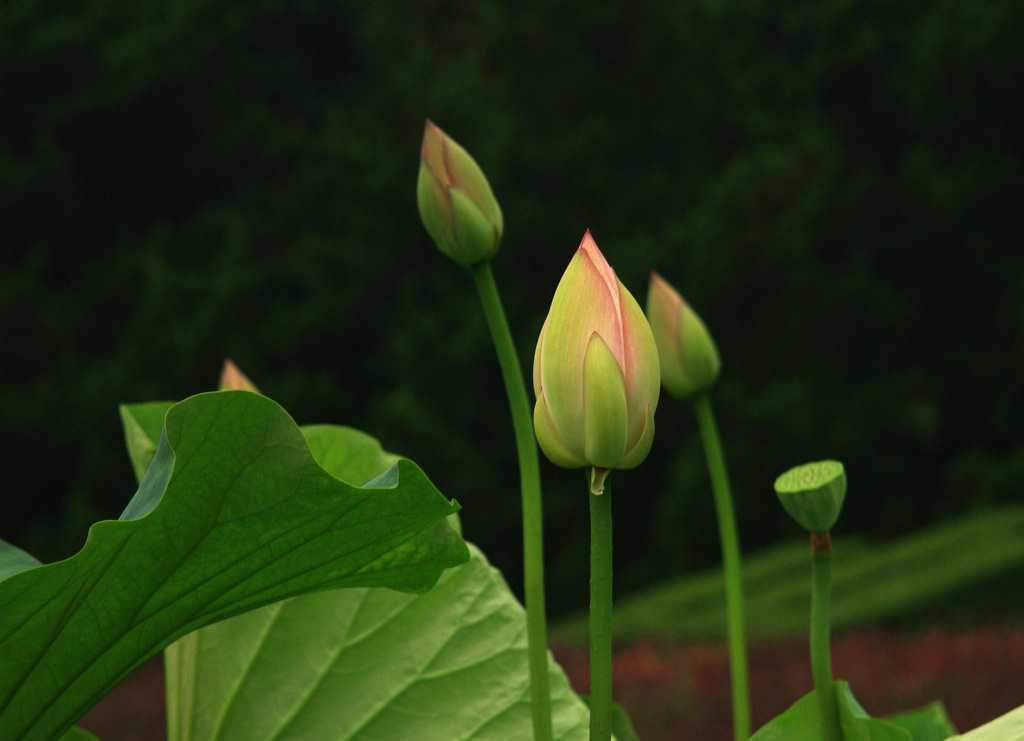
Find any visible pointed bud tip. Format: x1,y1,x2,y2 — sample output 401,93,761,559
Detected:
422,117,441,135
219,359,260,393
420,119,445,168
576,230,618,292
579,230,600,256
648,270,683,303
422,118,443,143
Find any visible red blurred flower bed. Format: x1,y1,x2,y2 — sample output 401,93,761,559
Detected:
79,625,1024,739
552,625,1024,739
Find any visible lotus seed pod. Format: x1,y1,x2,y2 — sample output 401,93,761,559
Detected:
774,460,847,533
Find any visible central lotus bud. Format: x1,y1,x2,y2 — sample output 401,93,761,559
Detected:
533,231,661,493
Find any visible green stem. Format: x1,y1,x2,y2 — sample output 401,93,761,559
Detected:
589,475,613,741
469,261,552,741
810,535,841,741
693,393,751,740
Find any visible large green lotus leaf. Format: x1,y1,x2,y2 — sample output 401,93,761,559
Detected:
0,539,42,582
751,681,912,740
58,728,100,740
884,702,957,740
165,543,592,740
157,423,592,740
0,391,468,741
119,400,176,483
951,703,1024,740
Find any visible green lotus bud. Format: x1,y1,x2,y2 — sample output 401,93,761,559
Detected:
416,119,504,266
774,460,847,533
533,231,661,494
645,272,721,400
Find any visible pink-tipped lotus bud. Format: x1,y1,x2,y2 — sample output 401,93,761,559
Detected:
416,119,503,266
646,272,721,400
533,231,661,494
219,359,260,393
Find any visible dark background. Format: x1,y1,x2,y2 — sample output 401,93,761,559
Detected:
2,0,1022,618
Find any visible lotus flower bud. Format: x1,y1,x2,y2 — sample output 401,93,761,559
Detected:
646,272,721,400
533,231,661,494
774,460,847,533
219,359,260,393
416,119,504,266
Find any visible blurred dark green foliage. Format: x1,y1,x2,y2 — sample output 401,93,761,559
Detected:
2,0,1022,616
553,506,1024,642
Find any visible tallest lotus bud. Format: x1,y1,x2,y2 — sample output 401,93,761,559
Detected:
533,232,661,494
417,119,504,266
